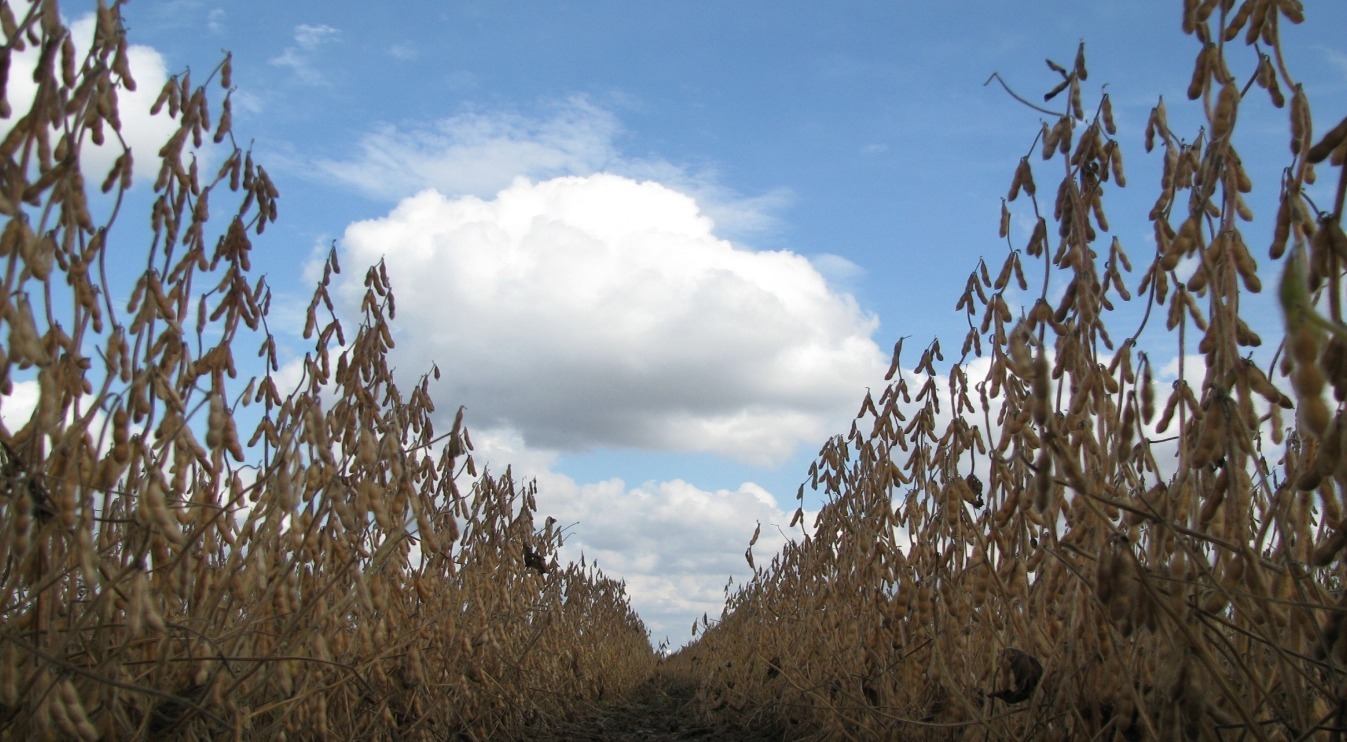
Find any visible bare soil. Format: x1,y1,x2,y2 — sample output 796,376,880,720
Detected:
530,673,791,741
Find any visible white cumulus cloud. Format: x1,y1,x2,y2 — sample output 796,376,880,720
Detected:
336,174,886,467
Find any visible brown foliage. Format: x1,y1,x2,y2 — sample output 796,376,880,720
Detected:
0,2,654,738
669,2,1347,739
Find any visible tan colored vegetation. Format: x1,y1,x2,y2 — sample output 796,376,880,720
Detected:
0,2,653,738
668,1,1347,739
8,0,1347,740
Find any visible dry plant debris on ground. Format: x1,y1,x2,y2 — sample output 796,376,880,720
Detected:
4,0,1347,739
530,672,790,740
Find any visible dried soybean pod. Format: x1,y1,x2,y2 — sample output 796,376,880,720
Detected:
1141,361,1156,423
1041,120,1057,160
1018,158,1036,197
1212,81,1239,142
1032,353,1051,428
1188,44,1211,100
1319,220,1347,262
1307,116,1347,164
1312,527,1347,567
1290,84,1310,156
994,253,1015,290
1109,142,1126,186
1096,541,1117,606
1008,158,1028,201
1271,195,1291,259
1224,0,1255,41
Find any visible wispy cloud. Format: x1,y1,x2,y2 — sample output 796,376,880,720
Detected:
270,23,340,85
1315,45,1347,86
315,96,794,240
810,253,867,293
207,7,225,34
387,42,418,61
318,96,622,198
294,23,339,48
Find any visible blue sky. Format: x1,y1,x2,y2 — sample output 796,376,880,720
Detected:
9,2,1344,646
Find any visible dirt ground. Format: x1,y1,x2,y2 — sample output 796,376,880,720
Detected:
530,672,792,741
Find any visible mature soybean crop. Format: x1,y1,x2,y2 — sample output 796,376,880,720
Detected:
0,3,653,738
4,1,1347,740
668,2,1347,739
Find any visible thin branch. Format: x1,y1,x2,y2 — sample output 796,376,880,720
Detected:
985,72,1067,117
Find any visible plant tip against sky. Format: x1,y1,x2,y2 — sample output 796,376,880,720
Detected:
11,1,1343,647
